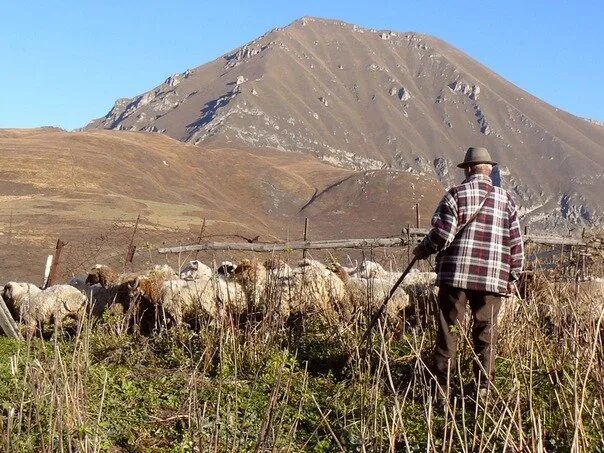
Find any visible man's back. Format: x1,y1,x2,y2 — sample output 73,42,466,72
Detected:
419,173,523,295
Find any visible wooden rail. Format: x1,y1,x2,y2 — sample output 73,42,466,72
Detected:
158,230,600,254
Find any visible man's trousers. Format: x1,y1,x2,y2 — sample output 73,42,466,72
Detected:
433,285,503,387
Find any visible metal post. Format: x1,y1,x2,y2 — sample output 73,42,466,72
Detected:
415,203,420,228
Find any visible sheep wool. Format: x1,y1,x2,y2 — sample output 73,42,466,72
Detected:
19,285,87,337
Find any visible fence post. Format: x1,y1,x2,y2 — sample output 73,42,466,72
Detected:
45,239,66,288
194,218,207,260
43,255,53,288
302,218,309,259
0,298,23,339
406,223,411,263
415,203,420,228
125,214,141,266
6,209,13,245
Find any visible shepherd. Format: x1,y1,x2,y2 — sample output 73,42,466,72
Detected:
412,146,524,400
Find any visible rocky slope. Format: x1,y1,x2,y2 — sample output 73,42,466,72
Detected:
85,17,604,229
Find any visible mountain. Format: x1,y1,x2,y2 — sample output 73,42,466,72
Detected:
85,17,604,229
0,128,440,282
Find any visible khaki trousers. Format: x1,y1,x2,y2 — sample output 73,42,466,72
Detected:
433,285,502,387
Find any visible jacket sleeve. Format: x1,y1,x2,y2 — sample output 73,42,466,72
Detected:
507,195,524,281
417,189,458,256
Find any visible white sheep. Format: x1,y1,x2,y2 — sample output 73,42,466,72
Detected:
157,276,218,326
2,282,42,321
180,260,213,280
400,269,439,324
332,264,409,323
133,260,247,327
288,259,348,323
351,260,390,279
4,282,87,338
213,275,247,314
351,261,439,324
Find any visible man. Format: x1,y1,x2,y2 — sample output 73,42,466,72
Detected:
413,146,524,395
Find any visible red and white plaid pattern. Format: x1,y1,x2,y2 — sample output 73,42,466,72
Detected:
418,173,524,295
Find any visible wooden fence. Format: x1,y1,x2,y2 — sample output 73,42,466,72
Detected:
158,229,602,254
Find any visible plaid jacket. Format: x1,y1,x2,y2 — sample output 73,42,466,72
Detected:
418,173,524,295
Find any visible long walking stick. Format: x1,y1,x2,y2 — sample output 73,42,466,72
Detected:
358,256,418,351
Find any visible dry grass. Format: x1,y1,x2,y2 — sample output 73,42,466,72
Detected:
0,263,602,451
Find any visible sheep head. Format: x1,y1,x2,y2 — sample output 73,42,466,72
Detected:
180,260,212,280
354,261,387,279
126,275,161,305
217,261,236,278
86,265,117,287
2,283,20,310
233,259,262,283
263,258,284,270
330,264,350,283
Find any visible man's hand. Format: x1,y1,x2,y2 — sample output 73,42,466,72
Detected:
412,244,431,260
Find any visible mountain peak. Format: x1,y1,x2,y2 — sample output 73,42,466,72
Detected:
84,18,604,229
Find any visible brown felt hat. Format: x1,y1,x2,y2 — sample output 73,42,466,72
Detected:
457,146,498,168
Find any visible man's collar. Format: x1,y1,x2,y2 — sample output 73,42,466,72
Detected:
463,173,492,184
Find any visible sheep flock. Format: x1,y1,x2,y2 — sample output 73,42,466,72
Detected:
1,258,442,339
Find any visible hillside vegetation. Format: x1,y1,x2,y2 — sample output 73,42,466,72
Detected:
0,260,602,451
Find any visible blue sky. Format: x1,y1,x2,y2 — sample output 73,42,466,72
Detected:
1,0,602,130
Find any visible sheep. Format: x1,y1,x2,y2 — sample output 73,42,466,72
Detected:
213,273,247,314
156,277,219,327
350,261,439,326
83,264,177,317
131,261,247,328
351,260,390,279
84,265,141,313
2,282,42,321
288,259,348,324
85,264,121,287
69,276,114,319
151,264,178,280
400,269,439,326
263,259,297,318
514,273,604,329
180,260,213,281
3,282,87,338
332,264,409,324
231,258,347,323
232,259,268,314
